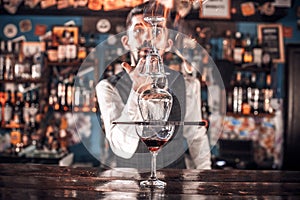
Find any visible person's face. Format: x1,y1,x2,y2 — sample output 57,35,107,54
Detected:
121,14,172,65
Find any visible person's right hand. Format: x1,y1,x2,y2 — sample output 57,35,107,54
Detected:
121,58,152,93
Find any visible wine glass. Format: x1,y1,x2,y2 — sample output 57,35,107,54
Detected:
135,122,175,188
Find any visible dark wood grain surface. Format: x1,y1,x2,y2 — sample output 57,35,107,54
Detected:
0,163,300,199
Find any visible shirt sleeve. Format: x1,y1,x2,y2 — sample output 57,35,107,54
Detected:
96,80,141,159
183,77,212,169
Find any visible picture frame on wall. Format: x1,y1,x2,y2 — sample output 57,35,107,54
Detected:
199,0,231,19
257,24,285,63
52,25,79,46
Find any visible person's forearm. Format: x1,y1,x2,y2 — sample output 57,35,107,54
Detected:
183,78,211,169
96,81,140,158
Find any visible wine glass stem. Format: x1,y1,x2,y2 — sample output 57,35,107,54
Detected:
150,151,158,180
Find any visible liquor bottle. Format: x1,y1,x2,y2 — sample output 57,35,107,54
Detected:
226,78,234,113
82,86,91,112
222,30,234,61
14,48,24,79
31,48,42,79
4,90,13,124
12,91,23,124
92,93,98,113
48,84,57,108
29,90,39,129
77,35,87,61
57,30,67,63
0,54,4,80
47,38,58,62
233,32,244,65
13,41,20,55
4,55,13,80
87,34,96,61
57,76,65,111
22,128,31,147
23,49,32,79
264,74,273,114
257,74,266,114
242,34,253,64
66,75,74,109
74,85,81,112
0,89,3,125
66,31,77,62
5,41,14,80
10,127,22,149
62,77,68,111
23,92,31,125
88,0,102,11
6,40,12,54
232,72,243,113
250,73,259,115
242,74,251,115
247,74,253,103
31,63,42,79
0,40,6,54
261,44,272,69
252,37,263,67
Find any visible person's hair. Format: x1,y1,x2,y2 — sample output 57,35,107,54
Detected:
126,1,172,29
126,2,147,27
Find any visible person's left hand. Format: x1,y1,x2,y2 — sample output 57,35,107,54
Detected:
121,58,152,93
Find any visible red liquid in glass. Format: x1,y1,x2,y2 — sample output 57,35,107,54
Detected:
141,137,168,152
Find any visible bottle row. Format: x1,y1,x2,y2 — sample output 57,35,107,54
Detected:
227,72,274,115
222,30,273,68
0,40,43,81
0,85,74,155
6,116,71,155
48,75,98,113
0,89,40,128
6,119,71,155
46,32,97,63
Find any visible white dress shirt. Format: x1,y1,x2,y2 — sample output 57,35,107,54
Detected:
96,73,212,169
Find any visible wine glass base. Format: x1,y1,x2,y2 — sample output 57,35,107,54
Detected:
140,179,166,188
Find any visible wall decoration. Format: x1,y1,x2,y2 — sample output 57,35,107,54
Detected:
19,19,32,33
57,0,74,9
3,24,18,38
24,0,41,9
12,35,27,43
82,17,125,34
259,2,275,16
273,0,292,8
200,0,231,19
96,19,111,33
52,25,79,46
257,24,285,63
40,0,57,9
34,24,48,36
240,2,255,17
88,0,102,11
3,0,22,14
283,26,293,38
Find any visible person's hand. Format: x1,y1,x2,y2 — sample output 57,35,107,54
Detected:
121,58,152,93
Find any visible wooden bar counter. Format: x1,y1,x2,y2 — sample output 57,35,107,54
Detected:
0,163,300,199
